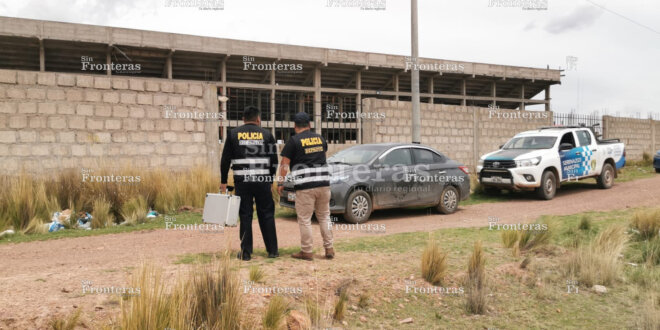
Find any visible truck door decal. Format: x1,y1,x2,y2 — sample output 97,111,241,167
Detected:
560,146,592,180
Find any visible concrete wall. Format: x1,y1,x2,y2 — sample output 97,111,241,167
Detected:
603,116,659,160
0,69,220,175
361,98,553,168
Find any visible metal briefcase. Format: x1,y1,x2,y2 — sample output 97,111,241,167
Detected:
202,188,240,227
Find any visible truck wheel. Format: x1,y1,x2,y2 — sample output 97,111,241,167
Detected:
344,190,372,224
437,186,459,214
597,163,615,189
536,170,557,200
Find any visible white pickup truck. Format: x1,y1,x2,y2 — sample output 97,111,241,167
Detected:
477,126,626,200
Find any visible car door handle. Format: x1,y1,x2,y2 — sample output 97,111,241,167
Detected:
437,171,447,174
592,149,597,152
575,152,581,155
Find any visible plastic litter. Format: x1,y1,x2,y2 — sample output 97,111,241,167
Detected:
49,212,66,232
0,229,15,238
76,212,93,230
146,210,158,218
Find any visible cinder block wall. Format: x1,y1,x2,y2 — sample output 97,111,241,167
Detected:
0,69,220,175
603,116,658,160
361,98,553,168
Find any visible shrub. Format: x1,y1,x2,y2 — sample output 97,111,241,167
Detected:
567,224,628,287
188,255,242,329
1,173,59,232
500,219,552,252
631,209,660,241
91,198,114,229
421,235,448,286
262,295,290,330
465,241,487,315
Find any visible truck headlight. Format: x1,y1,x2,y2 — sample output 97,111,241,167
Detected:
515,156,542,168
330,175,349,184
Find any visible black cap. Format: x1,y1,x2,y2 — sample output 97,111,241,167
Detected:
293,112,311,125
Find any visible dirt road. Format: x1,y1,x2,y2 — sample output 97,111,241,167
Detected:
1,176,659,329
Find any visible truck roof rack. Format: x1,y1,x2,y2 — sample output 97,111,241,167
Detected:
538,123,600,130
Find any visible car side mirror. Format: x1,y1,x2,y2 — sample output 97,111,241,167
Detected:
499,144,504,149
372,162,383,169
559,143,573,151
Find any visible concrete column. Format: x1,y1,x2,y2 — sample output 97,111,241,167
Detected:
650,119,656,156
39,39,45,72
428,76,434,104
520,83,525,110
166,50,173,79
220,58,227,142
270,69,276,135
545,86,551,111
356,71,362,144
491,81,497,107
203,85,221,175
461,79,466,106
106,46,112,76
393,74,399,101
314,66,322,134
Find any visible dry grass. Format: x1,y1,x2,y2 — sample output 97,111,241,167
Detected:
249,265,265,283
500,219,553,252
332,287,349,322
119,252,242,330
567,224,628,287
578,215,592,231
641,294,660,330
1,166,218,232
48,309,81,330
421,235,448,286
91,198,114,229
631,208,660,241
0,173,59,232
641,237,660,266
262,295,290,330
120,196,148,225
304,295,323,328
465,241,487,315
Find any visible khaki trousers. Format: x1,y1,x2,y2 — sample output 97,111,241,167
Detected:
294,186,333,253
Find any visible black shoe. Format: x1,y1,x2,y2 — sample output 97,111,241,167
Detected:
237,251,251,261
268,252,279,258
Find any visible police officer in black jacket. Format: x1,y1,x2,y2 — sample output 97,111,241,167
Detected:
220,106,279,261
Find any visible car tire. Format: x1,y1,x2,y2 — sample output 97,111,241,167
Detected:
437,185,459,214
597,163,615,189
343,189,372,224
483,186,501,195
655,168,660,173
536,170,557,200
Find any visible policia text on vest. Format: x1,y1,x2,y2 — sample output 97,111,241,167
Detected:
220,107,279,261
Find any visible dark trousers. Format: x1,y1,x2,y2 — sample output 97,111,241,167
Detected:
235,182,278,256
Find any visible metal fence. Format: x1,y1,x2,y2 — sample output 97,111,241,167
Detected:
553,112,603,137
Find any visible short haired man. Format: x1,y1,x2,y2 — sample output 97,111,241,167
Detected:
221,106,279,261
277,112,334,261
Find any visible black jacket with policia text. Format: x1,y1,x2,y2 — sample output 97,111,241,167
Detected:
221,124,278,184
281,130,329,191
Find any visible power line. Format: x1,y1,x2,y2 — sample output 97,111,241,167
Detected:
585,0,660,36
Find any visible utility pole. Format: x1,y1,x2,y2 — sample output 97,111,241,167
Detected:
411,0,421,143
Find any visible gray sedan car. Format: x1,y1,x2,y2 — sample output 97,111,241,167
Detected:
280,143,471,223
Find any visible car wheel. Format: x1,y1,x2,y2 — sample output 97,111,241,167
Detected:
343,189,372,224
536,170,557,200
437,185,459,214
483,186,501,195
655,168,660,173
597,163,614,189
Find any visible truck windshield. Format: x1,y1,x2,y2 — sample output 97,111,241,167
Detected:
503,136,557,149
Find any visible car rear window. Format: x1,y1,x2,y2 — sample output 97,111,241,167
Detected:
412,148,442,164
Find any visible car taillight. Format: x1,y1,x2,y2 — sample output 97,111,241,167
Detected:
459,166,469,175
